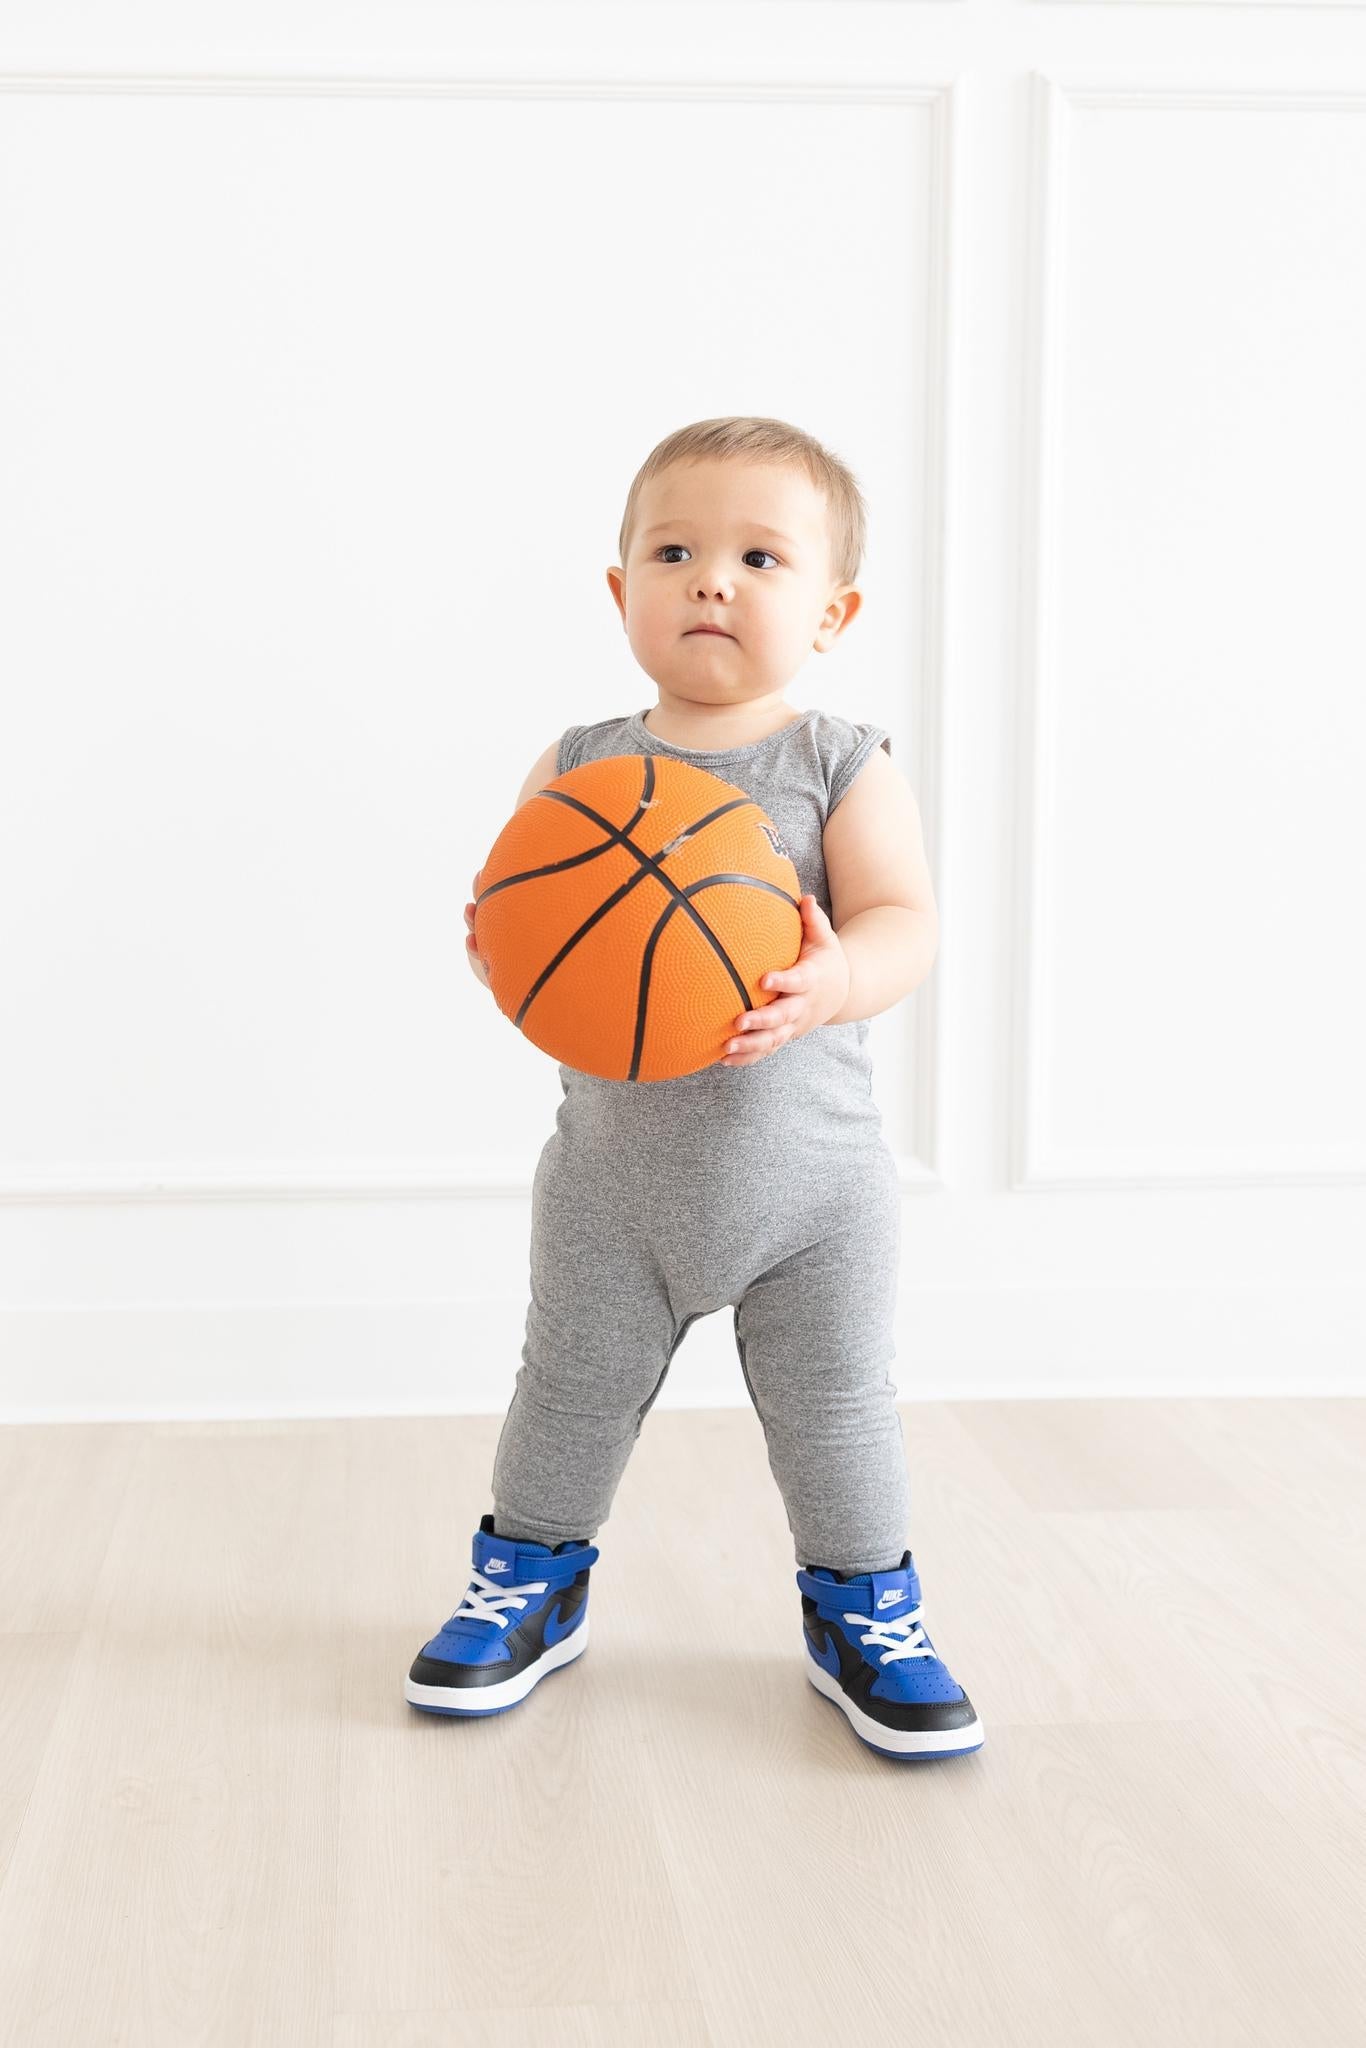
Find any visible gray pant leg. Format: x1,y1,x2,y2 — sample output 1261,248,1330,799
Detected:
490,1138,683,1546
733,1149,910,1575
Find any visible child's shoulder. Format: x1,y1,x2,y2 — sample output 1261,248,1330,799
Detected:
556,714,637,776
803,707,893,757
800,710,894,818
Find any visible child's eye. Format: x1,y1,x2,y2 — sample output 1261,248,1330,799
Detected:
653,545,780,569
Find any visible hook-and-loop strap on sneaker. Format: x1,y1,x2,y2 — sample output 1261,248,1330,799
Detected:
796,1552,985,1760
405,1514,600,1718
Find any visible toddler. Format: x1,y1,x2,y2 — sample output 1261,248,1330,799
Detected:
405,416,983,1761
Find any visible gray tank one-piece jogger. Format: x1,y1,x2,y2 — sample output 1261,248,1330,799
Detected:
489,704,913,1575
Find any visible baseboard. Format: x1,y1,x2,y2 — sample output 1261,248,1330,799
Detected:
1,1284,1362,1421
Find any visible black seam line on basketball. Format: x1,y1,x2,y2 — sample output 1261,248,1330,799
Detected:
625,875,793,1080
475,801,662,898
503,789,759,1026
476,755,669,902
514,868,797,1037
478,782,754,902
476,759,762,909
501,766,798,1032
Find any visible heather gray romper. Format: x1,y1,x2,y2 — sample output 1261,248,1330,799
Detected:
489,705,913,1575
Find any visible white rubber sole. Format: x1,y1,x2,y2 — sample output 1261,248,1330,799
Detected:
805,1654,985,1758
405,1615,589,1715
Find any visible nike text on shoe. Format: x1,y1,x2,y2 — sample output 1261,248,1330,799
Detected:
405,1514,600,1718
796,1552,985,1760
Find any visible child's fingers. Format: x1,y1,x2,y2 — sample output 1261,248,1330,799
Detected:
723,1040,760,1062
725,1027,778,1061
737,994,797,1030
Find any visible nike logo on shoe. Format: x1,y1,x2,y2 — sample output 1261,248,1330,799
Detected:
810,1629,841,1678
877,1588,907,1609
485,1558,509,1573
542,1601,578,1647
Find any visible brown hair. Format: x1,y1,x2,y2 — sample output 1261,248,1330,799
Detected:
617,416,867,588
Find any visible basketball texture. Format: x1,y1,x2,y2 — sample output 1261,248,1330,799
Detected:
474,751,803,1082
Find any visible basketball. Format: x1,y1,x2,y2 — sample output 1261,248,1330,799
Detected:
473,751,803,1082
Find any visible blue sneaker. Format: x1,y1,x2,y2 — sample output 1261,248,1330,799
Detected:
797,1552,984,1760
405,1514,600,1718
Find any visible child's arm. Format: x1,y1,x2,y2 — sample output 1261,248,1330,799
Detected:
725,748,938,1062
823,746,938,1026
514,739,564,812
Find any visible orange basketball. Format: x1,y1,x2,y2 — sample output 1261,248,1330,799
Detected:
474,751,803,1082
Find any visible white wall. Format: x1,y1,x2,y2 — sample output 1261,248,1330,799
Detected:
2,2,1363,1420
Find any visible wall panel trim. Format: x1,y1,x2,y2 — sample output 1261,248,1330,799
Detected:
1010,74,1366,1191
0,68,959,1205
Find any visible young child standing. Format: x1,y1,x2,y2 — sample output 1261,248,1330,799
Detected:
406,416,984,1761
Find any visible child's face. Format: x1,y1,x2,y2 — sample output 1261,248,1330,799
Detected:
606,459,860,704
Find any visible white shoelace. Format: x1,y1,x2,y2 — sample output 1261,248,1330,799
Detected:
849,1601,935,1665
446,1569,549,1631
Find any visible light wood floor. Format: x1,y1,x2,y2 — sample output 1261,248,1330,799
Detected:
0,1396,1362,2045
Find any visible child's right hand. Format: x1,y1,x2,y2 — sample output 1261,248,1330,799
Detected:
465,869,492,990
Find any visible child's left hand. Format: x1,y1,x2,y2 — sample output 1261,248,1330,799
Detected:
722,895,852,1065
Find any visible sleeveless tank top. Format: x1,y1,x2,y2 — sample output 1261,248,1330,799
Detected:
546,704,894,1160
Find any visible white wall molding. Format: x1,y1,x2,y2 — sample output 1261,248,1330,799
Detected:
1009,74,1366,1192
0,67,959,1207
905,76,960,1188
3,1280,1360,1425
0,71,956,102
0,1153,943,1205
